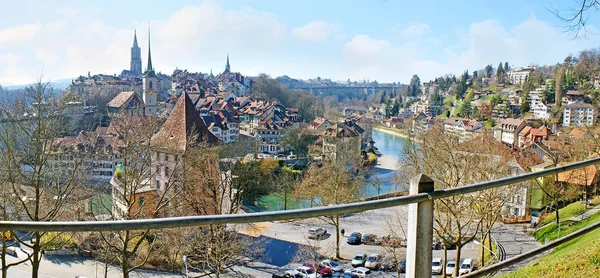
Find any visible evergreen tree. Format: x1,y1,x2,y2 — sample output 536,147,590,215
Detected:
408,74,422,97
504,62,509,71
385,99,392,118
455,71,469,99
457,101,472,118
520,92,530,114
485,65,493,78
391,100,400,117
380,91,387,104
496,62,504,79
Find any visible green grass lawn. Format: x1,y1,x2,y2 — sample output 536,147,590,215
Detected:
258,193,310,211
501,222,600,278
538,202,587,227
533,209,600,243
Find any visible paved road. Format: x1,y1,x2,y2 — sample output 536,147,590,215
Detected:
251,206,482,277
492,223,542,273
4,247,182,278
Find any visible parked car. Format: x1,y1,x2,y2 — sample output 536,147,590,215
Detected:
331,273,359,278
445,260,457,276
432,257,443,275
320,259,344,272
351,252,368,267
361,234,379,245
308,227,327,239
344,267,371,278
273,271,302,278
296,266,322,278
303,262,333,277
384,236,402,247
378,258,396,272
364,253,383,270
283,270,304,278
459,258,475,275
347,232,362,245
397,259,407,273
400,238,407,247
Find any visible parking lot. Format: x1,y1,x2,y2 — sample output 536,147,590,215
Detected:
255,206,482,277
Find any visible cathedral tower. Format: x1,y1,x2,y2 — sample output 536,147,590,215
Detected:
224,54,231,74
143,29,158,115
130,30,142,75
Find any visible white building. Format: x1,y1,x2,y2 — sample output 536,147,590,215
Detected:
508,67,535,85
443,118,484,143
493,118,526,148
529,91,551,120
563,103,595,127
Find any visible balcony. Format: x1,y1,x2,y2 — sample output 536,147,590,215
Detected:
1,158,600,277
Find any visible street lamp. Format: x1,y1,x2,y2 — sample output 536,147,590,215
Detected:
472,240,499,263
183,255,189,278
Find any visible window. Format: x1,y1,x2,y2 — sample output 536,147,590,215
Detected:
156,166,160,175
165,154,169,162
139,197,145,206
165,166,169,175
149,80,153,89
156,180,161,190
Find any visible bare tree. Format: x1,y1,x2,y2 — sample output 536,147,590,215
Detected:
550,0,600,38
96,115,183,278
382,208,408,277
296,138,363,259
0,80,87,278
401,128,518,277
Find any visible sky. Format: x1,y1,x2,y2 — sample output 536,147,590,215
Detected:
1,0,600,86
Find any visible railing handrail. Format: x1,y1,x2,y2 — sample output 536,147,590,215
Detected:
463,219,600,277
0,156,598,232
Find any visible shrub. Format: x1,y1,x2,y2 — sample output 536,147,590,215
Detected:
41,232,77,250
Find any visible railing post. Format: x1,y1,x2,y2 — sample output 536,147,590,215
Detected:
406,174,434,278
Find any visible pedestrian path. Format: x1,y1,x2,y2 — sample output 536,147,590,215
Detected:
566,205,600,222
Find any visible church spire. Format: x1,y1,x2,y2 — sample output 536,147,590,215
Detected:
145,28,156,77
224,54,231,74
133,29,138,47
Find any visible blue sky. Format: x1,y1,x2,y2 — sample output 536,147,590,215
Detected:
1,0,599,85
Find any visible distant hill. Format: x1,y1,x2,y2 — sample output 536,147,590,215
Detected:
1,78,74,91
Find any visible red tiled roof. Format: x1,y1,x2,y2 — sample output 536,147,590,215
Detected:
151,93,219,152
107,91,138,108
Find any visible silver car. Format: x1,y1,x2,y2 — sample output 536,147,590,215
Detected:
364,253,383,270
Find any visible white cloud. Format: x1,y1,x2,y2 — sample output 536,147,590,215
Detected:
445,17,598,74
0,2,288,85
341,35,392,66
0,24,41,44
292,20,341,42
0,53,21,65
35,49,59,65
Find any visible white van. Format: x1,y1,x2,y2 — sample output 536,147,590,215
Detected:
459,258,474,275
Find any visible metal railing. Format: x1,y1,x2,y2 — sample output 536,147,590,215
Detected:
1,156,600,277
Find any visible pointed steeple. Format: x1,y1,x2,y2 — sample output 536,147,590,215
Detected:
144,28,156,77
150,92,220,151
133,29,138,47
224,54,231,74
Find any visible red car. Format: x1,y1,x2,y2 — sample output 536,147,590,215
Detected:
304,262,333,277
